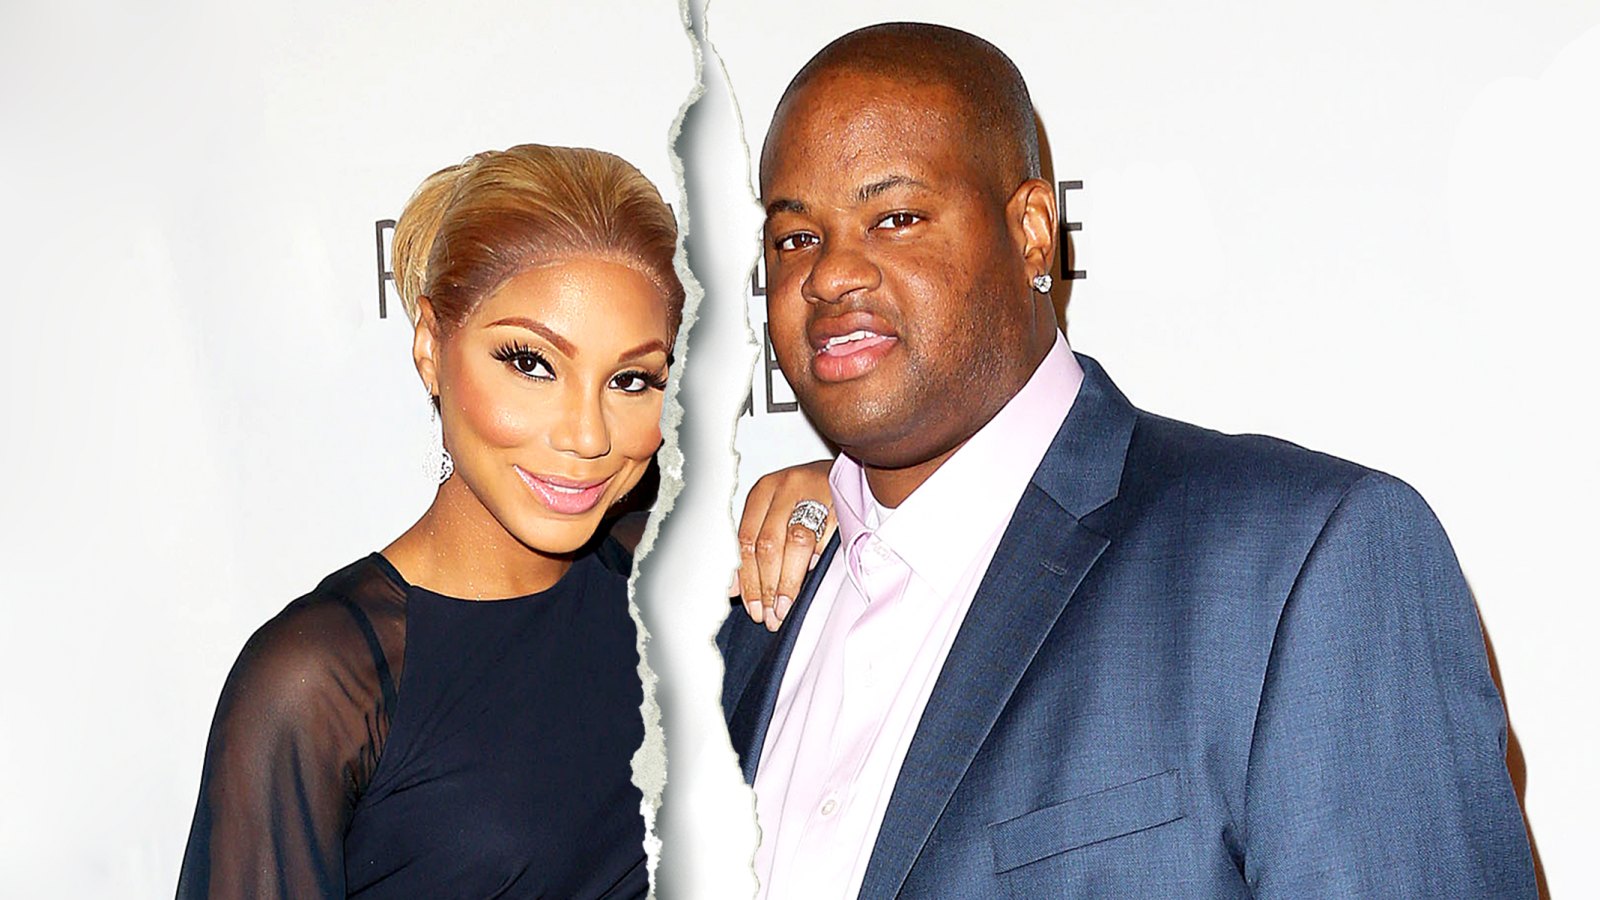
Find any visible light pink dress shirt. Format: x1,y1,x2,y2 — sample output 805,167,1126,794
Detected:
753,333,1084,899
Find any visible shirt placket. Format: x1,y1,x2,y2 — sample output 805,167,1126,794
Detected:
786,530,914,896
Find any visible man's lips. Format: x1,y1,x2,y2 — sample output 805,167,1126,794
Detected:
808,313,899,383
514,466,612,515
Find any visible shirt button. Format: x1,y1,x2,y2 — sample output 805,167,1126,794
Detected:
820,797,838,817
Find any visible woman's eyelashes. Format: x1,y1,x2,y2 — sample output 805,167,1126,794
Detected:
611,367,669,394
492,342,667,394
492,342,555,380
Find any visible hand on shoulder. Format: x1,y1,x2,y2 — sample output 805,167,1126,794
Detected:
734,459,835,632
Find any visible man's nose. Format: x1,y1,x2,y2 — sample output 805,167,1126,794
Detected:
802,238,880,304
549,388,612,460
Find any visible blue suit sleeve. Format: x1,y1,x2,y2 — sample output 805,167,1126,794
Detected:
1241,472,1536,897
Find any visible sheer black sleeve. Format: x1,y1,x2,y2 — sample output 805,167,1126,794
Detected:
178,559,406,899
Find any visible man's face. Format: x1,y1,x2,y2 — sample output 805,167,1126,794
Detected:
761,69,1037,473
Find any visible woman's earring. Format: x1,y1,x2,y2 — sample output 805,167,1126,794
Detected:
1031,273,1053,294
437,447,455,484
430,398,454,484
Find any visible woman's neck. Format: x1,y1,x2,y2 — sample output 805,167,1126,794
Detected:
382,478,572,600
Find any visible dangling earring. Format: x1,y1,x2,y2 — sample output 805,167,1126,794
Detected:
437,445,455,484
1031,273,1053,294
430,397,454,484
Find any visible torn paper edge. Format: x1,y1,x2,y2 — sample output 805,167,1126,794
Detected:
624,0,706,895
698,0,771,893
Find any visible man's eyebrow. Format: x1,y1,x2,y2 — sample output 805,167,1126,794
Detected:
857,175,929,203
765,198,807,217
764,176,931,218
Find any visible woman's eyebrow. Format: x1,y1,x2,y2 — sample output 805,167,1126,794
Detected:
487,317,574,356
617,339,669,362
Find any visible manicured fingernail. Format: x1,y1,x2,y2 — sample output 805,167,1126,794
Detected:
764,606,779,631
808,552,820,571
776,595,793,618
746,600,763,622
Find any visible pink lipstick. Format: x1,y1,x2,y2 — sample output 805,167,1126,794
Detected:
515,466,611,515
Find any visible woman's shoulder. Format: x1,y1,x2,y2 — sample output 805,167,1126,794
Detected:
181,558,405,898
224,556,406,721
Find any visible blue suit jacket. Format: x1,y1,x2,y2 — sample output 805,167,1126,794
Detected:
719,355,1535,898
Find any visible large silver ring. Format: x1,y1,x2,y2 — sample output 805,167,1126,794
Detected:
788,499,829,542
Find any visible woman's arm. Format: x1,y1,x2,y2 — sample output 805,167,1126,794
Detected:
178,597,387,898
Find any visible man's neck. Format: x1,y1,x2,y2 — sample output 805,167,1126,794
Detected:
862,440,965,509
862,323,1057,508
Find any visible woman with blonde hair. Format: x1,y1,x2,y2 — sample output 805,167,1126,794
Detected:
178,144,682,899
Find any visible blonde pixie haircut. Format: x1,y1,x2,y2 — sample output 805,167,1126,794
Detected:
390,144,684,338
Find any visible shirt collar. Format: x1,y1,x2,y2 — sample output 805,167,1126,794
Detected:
829,332,1084,595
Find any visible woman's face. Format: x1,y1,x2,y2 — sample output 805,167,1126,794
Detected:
426,256,671,556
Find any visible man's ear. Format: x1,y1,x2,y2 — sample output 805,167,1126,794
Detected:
413,297,442,398
1008,178,1058,283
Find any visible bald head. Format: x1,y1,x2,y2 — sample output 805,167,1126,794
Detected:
762,22,1040,197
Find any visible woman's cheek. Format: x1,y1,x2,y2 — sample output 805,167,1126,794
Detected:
452,359,546,449
614,400,664,459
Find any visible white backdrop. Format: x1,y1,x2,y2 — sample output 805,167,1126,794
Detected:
0,1,694,895
700,1,1600,896
3,0,1598,897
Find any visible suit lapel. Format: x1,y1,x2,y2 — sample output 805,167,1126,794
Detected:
728,534,841,783
856,489,1108,898
857,353,1138,897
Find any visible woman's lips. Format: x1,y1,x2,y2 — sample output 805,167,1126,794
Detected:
515,466,611,515
812,330,898,382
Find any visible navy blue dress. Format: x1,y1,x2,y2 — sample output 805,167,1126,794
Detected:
178,548,647,898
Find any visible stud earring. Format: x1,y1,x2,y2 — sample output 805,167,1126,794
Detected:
1031,273,1053,294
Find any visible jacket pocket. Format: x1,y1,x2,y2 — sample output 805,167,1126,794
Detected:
989,769,1185,873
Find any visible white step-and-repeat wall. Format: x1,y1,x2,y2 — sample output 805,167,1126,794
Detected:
2,0,1595,896
710,2,1597,897
0,1,694,895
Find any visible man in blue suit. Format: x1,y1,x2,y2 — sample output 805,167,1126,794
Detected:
719,22,1536,898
